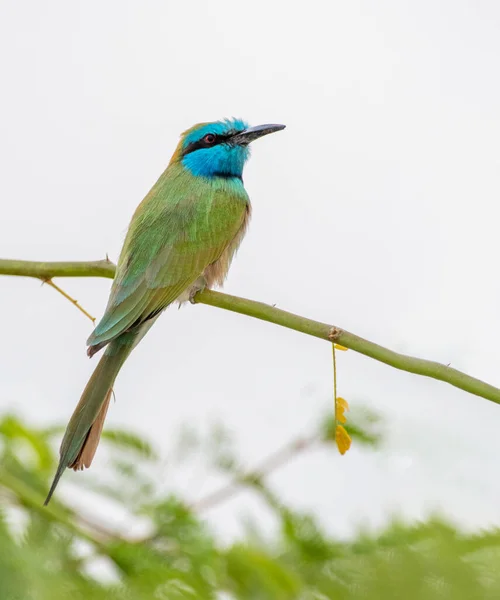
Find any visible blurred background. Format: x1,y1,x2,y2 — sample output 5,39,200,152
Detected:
1,0,500,597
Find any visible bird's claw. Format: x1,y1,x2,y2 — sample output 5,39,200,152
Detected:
189,288,201,304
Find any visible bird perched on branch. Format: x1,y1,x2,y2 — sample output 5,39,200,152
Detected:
45,119,285,504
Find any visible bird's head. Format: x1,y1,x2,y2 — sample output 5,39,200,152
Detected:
170,118,285,179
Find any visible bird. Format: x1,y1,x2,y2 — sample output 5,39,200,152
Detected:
44,118,285,505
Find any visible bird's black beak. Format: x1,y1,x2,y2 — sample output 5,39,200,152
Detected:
231,123,286,146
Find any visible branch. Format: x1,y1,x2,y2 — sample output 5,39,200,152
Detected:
43,279,96,323
1,257,500,407
192,435,317,512
0,258,115,279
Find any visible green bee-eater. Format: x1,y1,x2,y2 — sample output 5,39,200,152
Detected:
45,119,285,504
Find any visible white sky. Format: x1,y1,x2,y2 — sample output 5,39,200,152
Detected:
1,0,500,541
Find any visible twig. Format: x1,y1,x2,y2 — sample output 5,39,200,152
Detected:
43,279,95,324
1,257,500,407
193,435,317,511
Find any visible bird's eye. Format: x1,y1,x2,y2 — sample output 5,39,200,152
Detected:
203,133,216,145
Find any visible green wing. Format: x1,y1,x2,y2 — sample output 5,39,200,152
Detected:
88,167,248,351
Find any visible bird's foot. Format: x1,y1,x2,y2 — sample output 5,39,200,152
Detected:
188,277,207,304
176,277,207,307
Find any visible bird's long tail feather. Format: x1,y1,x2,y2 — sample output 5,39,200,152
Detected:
44,338,133,505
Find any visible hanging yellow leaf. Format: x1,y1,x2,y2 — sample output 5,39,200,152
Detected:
335,396,348,424
335,425,352,455
332,344,351,455
336,397,349,411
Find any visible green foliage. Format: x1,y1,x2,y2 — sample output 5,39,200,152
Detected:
1,410,499,599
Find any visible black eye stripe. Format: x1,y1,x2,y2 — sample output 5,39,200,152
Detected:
183,134,224,156
182,131,237,157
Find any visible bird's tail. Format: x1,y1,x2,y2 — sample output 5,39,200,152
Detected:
44,336,135,505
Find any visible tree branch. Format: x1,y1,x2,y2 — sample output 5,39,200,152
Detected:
1,257,500,407
0,258,115,279
192,435,317,512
